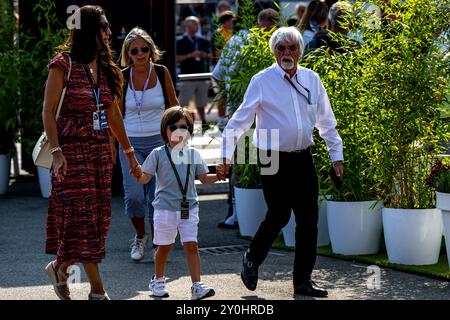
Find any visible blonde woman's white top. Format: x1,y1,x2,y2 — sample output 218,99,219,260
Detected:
124,78,165,137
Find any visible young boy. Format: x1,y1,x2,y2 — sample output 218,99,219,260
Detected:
135,106,225,300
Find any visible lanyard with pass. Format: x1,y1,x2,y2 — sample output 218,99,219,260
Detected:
130,64,152,116
164,145,191,219
84,61,108,130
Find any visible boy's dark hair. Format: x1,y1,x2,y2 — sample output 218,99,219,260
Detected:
160,106,194,143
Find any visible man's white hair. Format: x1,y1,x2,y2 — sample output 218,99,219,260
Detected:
185,16,200,25
269,26,304,57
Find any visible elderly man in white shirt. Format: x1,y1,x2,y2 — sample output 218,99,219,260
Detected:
218,27,344,298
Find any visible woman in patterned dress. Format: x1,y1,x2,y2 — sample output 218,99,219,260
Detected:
42,5,141,300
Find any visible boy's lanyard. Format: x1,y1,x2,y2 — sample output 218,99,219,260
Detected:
130,65,152,116
164,145,191,203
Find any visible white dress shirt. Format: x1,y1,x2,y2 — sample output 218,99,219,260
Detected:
221,63,343,162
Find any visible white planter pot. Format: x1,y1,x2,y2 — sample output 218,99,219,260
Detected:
442,210,450,269
327,200,383,255
0,154,10,195
436,192,450,269
282,196,330,247
436,192,450,211
383,208,443,265
234,187,267,237
37,167,52,198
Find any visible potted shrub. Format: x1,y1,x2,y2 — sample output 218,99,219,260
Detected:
295,2,387,255
427,159,450,268
371,0,449,265
233,157,267,237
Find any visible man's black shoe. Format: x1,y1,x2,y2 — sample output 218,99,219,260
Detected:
241,252,258,291
294,280,328,298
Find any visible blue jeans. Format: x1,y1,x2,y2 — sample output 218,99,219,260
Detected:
119,135,164,223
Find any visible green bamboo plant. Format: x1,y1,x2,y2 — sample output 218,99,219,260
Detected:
303,0,449,207
16,0,67,172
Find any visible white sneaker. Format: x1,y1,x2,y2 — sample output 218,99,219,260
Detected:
130,235,147,261
191,282,215,300
150,274,169,297
88,292,110,300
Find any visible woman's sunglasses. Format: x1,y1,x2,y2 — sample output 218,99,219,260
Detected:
168,124,190,132
100,21,111,32
130,46,150,56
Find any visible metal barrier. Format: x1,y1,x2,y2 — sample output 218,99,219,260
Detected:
177,72,213,81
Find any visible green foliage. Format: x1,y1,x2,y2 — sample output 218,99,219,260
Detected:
0,0,18,155
235,0,257,32
17,1,67,162
303,0,450,207
233,161,262,189
226,27,275,115
437,171,450,194
0,0,15,51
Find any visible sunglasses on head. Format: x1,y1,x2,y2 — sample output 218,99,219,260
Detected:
130,46,150,56
168,124,190,132
276,44,298,52
100,21,111,31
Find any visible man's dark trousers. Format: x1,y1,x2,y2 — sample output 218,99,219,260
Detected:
247,149,319,286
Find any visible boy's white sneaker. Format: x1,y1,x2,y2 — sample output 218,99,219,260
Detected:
130,235,147,261
191,282,215,300
150,274,169,297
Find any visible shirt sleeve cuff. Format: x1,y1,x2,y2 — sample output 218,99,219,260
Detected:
220,148,234,163
330,151,344,162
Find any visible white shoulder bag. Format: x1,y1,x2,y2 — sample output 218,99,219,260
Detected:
32,55,72,169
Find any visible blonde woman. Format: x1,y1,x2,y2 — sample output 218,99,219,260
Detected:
116,27,179,262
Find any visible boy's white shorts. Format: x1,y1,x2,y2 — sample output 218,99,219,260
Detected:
153,206,199,245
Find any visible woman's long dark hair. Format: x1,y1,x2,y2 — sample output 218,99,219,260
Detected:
58,5,123,100
299,0,329,32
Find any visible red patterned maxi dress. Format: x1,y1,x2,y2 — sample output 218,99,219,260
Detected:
45,53,114,265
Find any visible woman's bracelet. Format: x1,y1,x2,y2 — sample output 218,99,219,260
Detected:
124,146,134,155
50,146,62,154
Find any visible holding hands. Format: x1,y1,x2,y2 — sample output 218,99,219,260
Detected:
216,158,231,181
130,164,143,178
125,150,142,179
216,167,226,181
